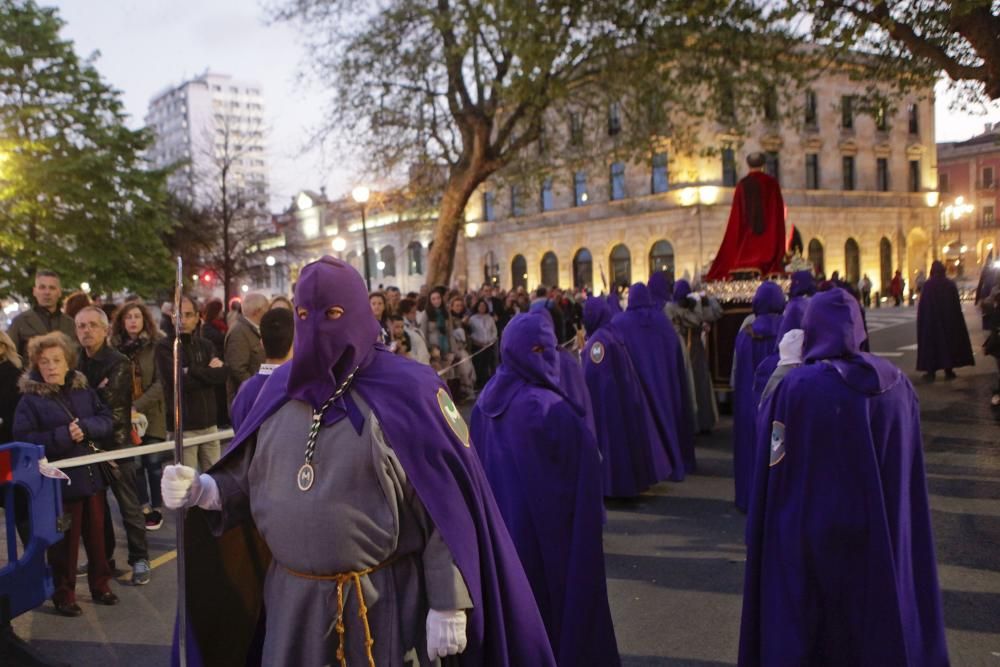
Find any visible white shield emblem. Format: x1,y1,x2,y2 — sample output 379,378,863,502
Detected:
590,342,605,364
769,421,786,467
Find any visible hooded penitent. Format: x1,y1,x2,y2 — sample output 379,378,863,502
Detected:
471,312,620,667
647,271,674,309
612,283,694,479
731,281,785,512
581,296,672,496
788,270,816,298
739,287,948,667
177,257,556,667
917,260,974,373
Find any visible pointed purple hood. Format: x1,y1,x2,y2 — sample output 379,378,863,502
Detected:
751,281,785,337
287,257,381,410
627,282,655,310
789,270,816,298
647,271,673,308
583,296,612,336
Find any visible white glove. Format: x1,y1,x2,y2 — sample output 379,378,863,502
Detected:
426,608,468,659
777,329,804,367
161,464,221,511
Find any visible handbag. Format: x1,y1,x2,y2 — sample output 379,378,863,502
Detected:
55,396,122,486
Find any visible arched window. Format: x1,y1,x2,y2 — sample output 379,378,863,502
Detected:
844,238,860,284
648,240,675,279
610,244,631,288
483,251,498,286
511,254,527,290
379,245,396,277
365,248,378,283
573,248,593,290
540,251,559,287
407,241,423,275
808,239,824,277
879,237,892,291
346,250,362,275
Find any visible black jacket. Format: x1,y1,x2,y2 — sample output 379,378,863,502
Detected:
156,333,227,431
0,360,22,443
78,343,132,451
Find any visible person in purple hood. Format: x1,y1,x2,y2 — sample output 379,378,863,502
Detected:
582,296,672,496
730,281,784,512
917,260,974,381
471,312,620,667
161,257,555,666
740,288,948,667
614,282,694,478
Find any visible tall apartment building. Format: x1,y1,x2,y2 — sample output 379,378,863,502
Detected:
145,72,269,208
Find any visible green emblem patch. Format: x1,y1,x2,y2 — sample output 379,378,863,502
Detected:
437,388,470,447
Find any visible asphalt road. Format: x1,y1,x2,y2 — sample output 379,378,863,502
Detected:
7,304,999,666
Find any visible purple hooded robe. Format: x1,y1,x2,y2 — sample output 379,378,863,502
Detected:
582,297,672,496
612,283,693,480
176,257,555,666
731,281,784,512
470,312,620,667
740,288,949,667
647,271,674,309
917,260,974,373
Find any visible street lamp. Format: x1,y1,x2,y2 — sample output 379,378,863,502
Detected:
352,186,372,290
331,237,347,253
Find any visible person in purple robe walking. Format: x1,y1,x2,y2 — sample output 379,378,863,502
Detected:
582,296,672,496
917,260,974,381
613,282,694,478
162,256,555,667
471,312,620,667
731,281,784,512
740,287,949,667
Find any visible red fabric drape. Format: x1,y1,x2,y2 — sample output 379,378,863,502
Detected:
706,171,786,281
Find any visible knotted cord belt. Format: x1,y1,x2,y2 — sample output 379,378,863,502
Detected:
281,553,403,667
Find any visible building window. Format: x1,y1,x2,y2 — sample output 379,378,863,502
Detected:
982,166,995,189
573,248,593,290
909,160,921,192
608,102,622,136
844,238,860,284
875,102,889,131
804,89,818,127
877,158,890,192
511,255,527,290
722,148,737,186
537,123,546,155
649,240,675,277
808,239,825,276
763,86,778,122
842,156,855,191
610,244,631,287
879,237,893,292
841,95,854,130
719,82,736,122
407,242,423,275
541,178,554,211
939,172,949,193
573,171,588,206
482,191,495,221
984,206,996,227
610,162,626,201
541,251,559,288
651,152,669,193
805,154,820,190
380,245,396,277
908,103,919,135
765,152,780,183
510,185,524,217
569,112,583,145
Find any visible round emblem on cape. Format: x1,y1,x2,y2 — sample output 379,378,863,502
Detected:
297,463,315,491
436,388,470,447
590,341,605,364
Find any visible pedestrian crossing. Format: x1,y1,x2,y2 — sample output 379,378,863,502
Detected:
864,307,917,333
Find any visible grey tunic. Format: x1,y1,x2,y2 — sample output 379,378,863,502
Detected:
211,393,472,666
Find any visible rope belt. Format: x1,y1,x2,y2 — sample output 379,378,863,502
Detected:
281,553,403,667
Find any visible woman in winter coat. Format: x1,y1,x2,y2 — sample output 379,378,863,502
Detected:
111,301,167,530
13,331,118,616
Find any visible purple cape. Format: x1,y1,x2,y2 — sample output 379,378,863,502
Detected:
732,282,784,512
647,271,674,309
740,289,948,666
582,298,672,496
227,372,268,432
176,257,556,666
751,295,809,409
612,283,693,480
471,313,620,666
917,261,974,372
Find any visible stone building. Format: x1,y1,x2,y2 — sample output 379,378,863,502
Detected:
464,70,940,298
937,124,1000,278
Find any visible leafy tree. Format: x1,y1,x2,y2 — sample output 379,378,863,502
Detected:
0,0,173,299
275,0,805,287
791,1,1000,104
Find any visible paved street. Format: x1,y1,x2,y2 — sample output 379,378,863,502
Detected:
7,304,999,666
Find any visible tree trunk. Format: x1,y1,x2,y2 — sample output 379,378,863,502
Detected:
426,169,485,288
